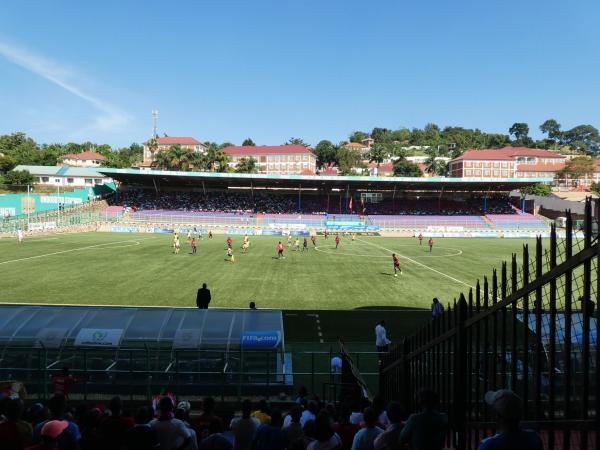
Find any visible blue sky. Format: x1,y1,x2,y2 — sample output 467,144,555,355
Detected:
1,0,599,148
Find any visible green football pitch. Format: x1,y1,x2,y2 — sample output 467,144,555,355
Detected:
0,231,536,310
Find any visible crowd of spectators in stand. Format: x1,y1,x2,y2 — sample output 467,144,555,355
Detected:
110,190,517,217
0,385,541,450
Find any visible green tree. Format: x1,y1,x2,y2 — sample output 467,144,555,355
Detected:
147,137,158,160
520,183,551,196
540,119,561,141
368,144,388,169
242,138,256,146
235,157,257,173
349,131,369,143
561,125,600,153
286,137,310,147
424,149,447,176
393,159,422,177
2,169,35,185
509,123,530,141
0,154,17,172
314,140,338,169
335,147,363,175
591,182,600,196
371,127,391,143
557,156,595,178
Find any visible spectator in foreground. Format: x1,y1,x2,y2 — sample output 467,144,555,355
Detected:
199,421,232,450
250,400,271,426
194,397,223,442
150,397,192,450
26,420,70,450
98,396,135,448
252,410,287,450
0,397,32,450
431,298,444,319
32,395,81,450
399,390,447,450
308,413,342,450
478,390,543,450
283,407,304,446
124,406,158,450
300,401,318,427
230,400,259,450
373,401,404,450
196,284,211,309
350,407,383,450
332,405,359,450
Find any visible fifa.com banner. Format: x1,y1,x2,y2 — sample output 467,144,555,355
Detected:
240,331,282,349
74,328,124,347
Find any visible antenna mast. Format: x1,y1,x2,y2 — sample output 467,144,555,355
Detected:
152,109,159,138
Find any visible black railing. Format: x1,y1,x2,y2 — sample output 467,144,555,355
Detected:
380,198,599,450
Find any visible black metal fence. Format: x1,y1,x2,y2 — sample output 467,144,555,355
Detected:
380,198,599,450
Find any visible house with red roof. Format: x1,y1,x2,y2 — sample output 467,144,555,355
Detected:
59,151,107,168
222,145,316,175
448,147,566,179
142,136,207,168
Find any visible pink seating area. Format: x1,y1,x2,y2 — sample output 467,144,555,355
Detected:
104,206,124,216
486,213,548,230
368,215,489,229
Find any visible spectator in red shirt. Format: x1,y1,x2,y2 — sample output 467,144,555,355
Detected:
332,405,359,450
193,397,223,441
98,396,134,449
52,367,85,400
0,397,32,450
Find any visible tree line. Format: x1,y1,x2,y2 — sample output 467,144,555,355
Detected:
1,119,599,181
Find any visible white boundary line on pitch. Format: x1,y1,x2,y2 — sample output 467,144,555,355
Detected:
0,240,145,266
355,237,474,289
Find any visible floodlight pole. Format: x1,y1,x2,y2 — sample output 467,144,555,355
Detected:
26,184,31,230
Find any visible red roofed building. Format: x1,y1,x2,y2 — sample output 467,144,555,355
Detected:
448,147,566,179
222,145,316,175
142,136,207,168
59,151,107,168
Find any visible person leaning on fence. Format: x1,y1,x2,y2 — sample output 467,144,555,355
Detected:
477,390,543,450
431,298,444,319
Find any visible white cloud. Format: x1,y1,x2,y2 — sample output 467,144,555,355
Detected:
0,40,131,133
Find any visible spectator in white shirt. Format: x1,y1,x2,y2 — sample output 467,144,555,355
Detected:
300,401,319,427
150,397,193,450
375,321,391,362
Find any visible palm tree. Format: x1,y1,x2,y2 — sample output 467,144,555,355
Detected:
154,149,173,170
424,149,447,176
368,144,388,170
166,145,193,171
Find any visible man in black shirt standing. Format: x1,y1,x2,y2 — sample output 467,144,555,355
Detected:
197,283,211,309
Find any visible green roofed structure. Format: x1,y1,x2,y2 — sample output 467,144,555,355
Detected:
98,167,552,192
0,305,288,399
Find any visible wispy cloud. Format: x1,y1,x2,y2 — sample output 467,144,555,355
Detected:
0,39,130,133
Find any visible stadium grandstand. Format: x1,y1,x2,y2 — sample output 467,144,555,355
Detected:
96,168,552,235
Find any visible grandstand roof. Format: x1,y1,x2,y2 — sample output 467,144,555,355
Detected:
15,165,108,177
222,145,313,155
98,167,552,192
